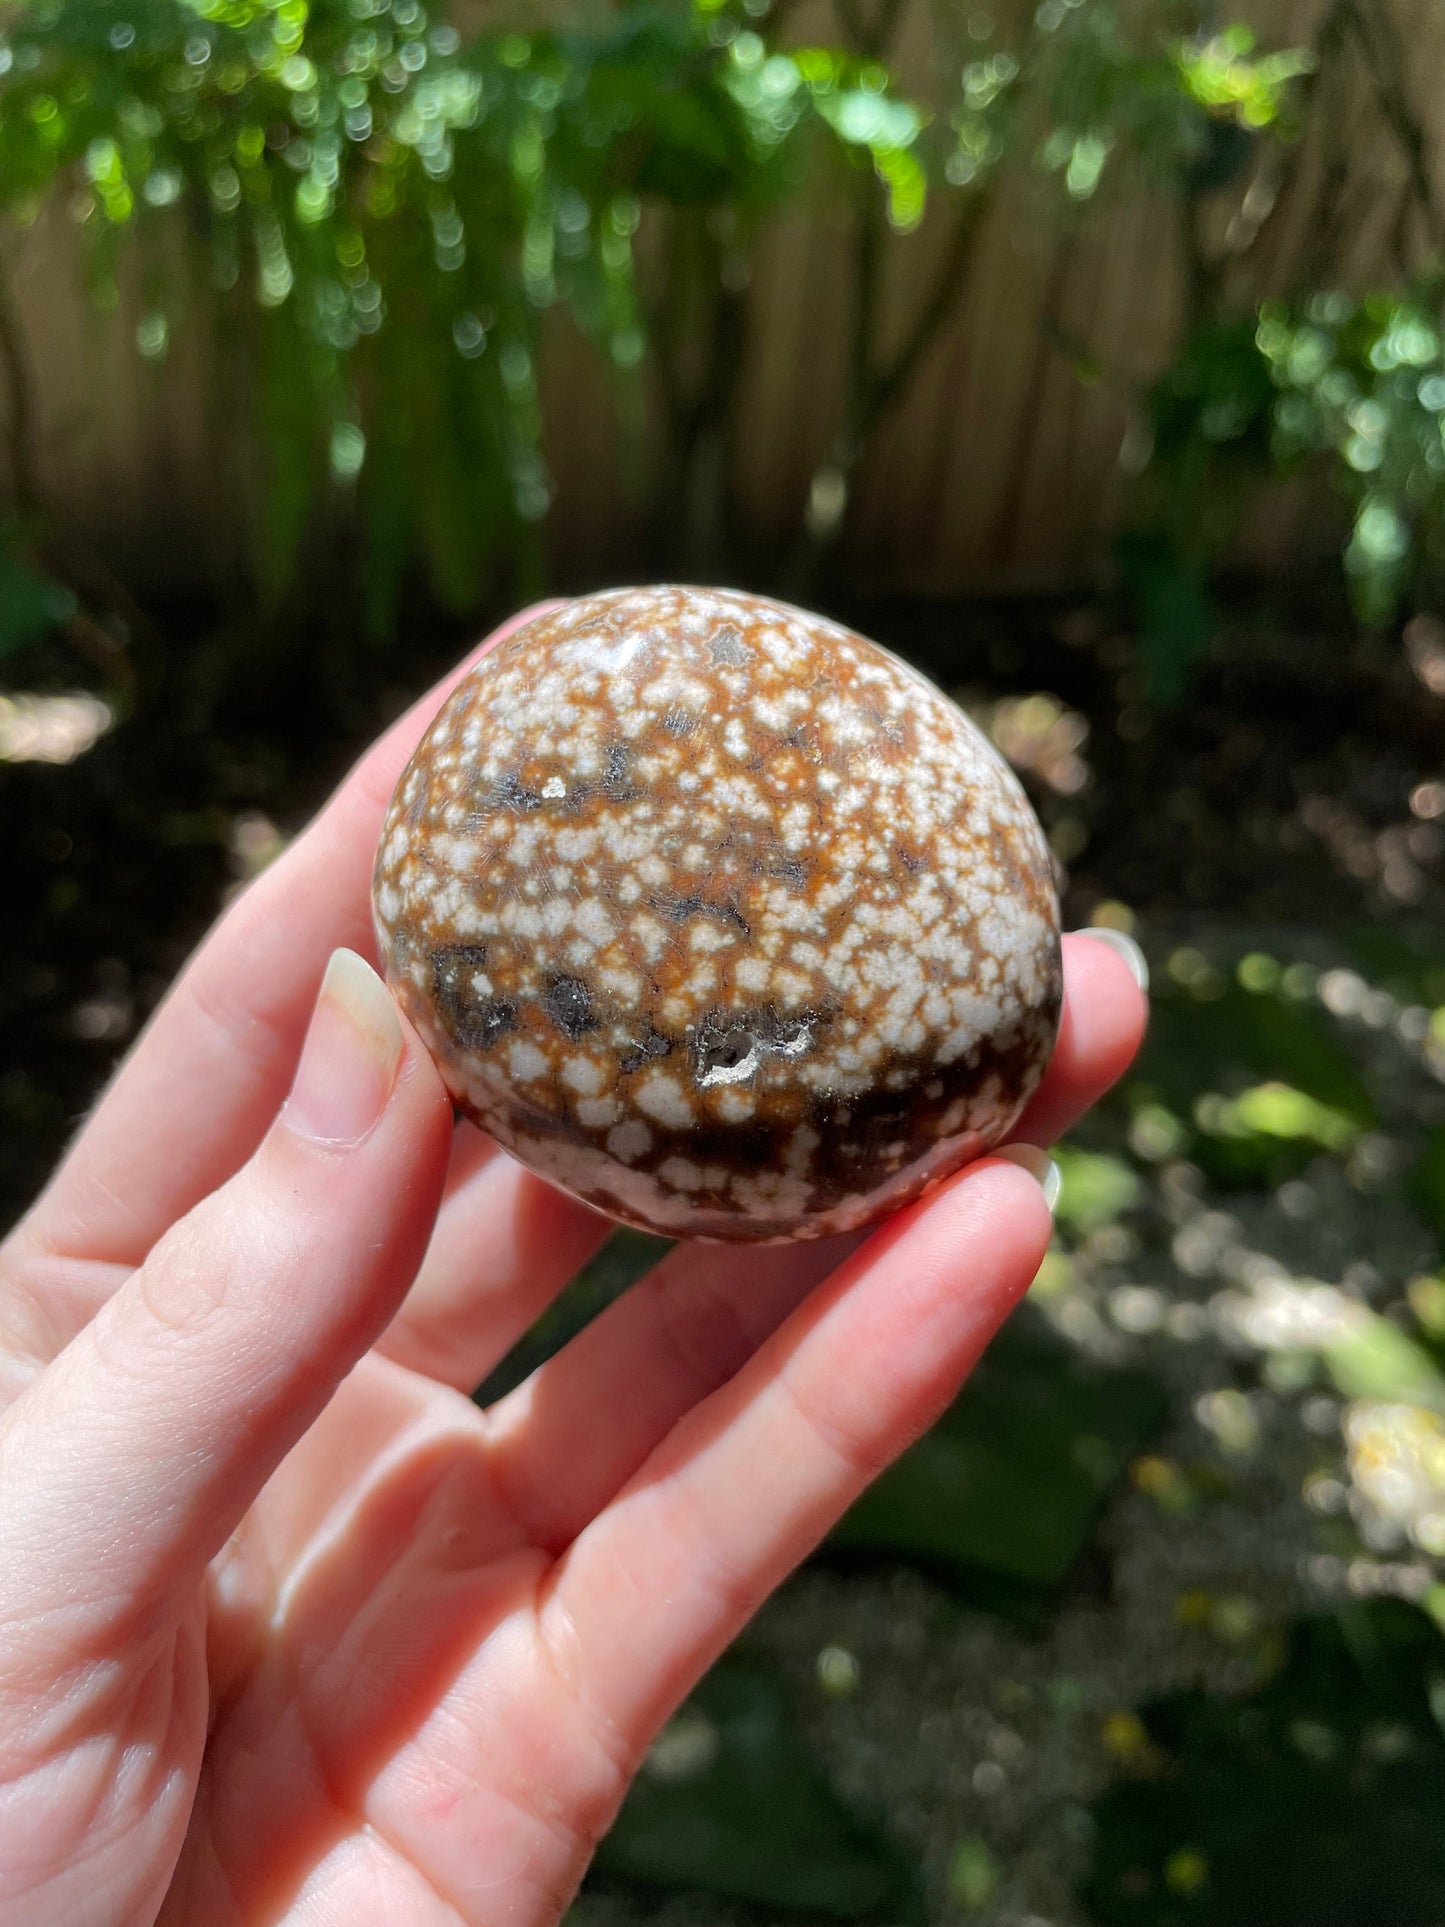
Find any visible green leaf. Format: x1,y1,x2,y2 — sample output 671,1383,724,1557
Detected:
1218,1082,1358,1148
1136,977,1377,1187
1320,1305,1445,1412
0,536,76,658
1055,1146,1143,1232
830,1305,1166,1603
590,1658,919,1921
947,1834,1000,1911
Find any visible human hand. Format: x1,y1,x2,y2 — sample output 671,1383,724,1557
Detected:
0,607,1147,1926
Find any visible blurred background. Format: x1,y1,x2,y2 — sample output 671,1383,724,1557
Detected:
5,0,1445,1919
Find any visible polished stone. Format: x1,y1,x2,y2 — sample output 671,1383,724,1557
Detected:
373,587,1062,1241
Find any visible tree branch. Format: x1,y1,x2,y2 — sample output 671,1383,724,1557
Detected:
1344,0,1445,260
777,184,991,596
984,232,1076,570
1299,4,1359,287
834,0,904,58
863,191,988,435
765,0,807,38
833,0,866,47
1220,0,1352,288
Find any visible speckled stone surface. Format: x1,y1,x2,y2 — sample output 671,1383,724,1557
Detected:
372,588,1062,1241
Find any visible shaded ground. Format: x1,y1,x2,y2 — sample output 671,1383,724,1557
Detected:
5,593,1445,1925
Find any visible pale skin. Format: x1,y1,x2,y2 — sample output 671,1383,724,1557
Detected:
0,605,1147,1926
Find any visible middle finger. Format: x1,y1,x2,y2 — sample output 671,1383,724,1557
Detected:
376,1122,610,1389
469,932,1147,1553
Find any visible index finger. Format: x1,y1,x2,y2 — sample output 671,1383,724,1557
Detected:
15,603,561,1273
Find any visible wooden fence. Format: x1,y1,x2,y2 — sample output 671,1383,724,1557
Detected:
3,0,1443,600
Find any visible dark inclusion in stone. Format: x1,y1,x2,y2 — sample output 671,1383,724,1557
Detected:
491,772,545,814
618,1028,674,1076
543,974,599,1040
431,945,517,1052
656,891,751,938
484,744,638,817
600,743,642,801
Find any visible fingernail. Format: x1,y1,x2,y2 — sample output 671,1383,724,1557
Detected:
1079,926,1150,993
286,949,404,1146
993,1142,1063,1213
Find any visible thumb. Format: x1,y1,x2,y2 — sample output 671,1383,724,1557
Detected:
0,949,451,1670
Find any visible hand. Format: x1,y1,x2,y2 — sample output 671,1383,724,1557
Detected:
0,607,1147,1926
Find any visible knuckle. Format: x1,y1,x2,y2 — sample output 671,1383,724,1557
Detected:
649,1265,760,1408
126,1209,238,1346
113,1179,295,1357
179,925,301,1096
536,1585,639,1802
777,1359,896,1486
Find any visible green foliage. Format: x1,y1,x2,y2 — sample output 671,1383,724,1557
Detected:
1340,925,1445,1008
591,1657,919,1921
1319,1305,1445,1412
1115,531,1219,706
1084,1603,1445,1927
3,0,1430,670
946,1835,1000,1912
1134,963,1377,1187
1054,1145,1144,1231
0,524,75,658
1027,15,1309,206
942,9,1310,207
0,0,931,627
1143,318,1277,538
1174,25,1314,131
0,0,1332,639
830,1305,1166,1609
1138,286,1445,642
1261,288,1445,624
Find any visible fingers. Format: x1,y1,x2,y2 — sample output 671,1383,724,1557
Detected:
514,937,1140,1763
482,1235,852,1553
0,954,452,1695
230,913,1148,1630
14,603,559,1283
538,1156,1054,1757
470,926,1143,1551
375,1127,610,1390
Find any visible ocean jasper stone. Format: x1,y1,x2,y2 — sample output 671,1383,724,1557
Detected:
372,587,1062,1242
